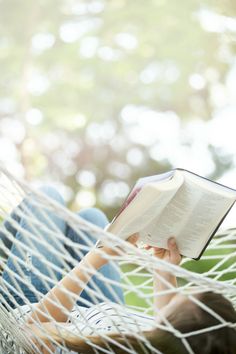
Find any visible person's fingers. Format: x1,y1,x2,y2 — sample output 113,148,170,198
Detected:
153,247,166,258
127,233,139,245
153,247,164,252
154,248,165,253
167,237,182,265
144,245,166,259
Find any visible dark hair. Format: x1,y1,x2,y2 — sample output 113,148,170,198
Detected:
168,291,236,354
39,291,236,354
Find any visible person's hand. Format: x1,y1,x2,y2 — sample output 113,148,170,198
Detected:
145,237,182,266
101,233,139,256
127,232,139,246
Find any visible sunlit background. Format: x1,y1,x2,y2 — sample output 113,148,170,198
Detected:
0,0,236,226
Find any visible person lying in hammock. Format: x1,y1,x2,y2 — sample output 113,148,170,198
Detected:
0,186,236,354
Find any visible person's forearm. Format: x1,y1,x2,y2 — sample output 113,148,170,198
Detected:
27,249,108,324
153,270,177,313
26,322,62,354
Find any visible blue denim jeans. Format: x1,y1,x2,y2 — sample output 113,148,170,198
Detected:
0,186,124,308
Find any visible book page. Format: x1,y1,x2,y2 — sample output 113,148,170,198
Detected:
177,193,234,257
136,170,175,187
111,170,175,222
139,176,235,258
107,171,184,239
181,169,236,197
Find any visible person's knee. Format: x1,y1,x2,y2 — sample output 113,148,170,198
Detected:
38,185,65,206
77,208,109,229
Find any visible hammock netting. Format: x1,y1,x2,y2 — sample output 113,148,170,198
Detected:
0,167,235,354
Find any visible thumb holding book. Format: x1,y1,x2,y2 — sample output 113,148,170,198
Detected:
145,237,182,266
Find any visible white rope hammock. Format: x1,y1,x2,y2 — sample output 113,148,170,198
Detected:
0,167,235,353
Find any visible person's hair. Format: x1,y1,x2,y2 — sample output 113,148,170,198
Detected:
39,291,236,354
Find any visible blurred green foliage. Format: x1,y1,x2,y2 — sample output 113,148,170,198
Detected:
0,0,235,220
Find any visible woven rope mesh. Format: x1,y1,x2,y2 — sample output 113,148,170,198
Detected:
0,167,236,353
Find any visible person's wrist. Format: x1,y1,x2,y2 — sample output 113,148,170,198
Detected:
84,248,109,267
153,263,176,278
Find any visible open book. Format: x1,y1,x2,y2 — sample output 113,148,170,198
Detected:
106,168,236,259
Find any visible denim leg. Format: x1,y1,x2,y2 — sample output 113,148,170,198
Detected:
1,186,67,308
66,208,124,306
0,206,21,261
